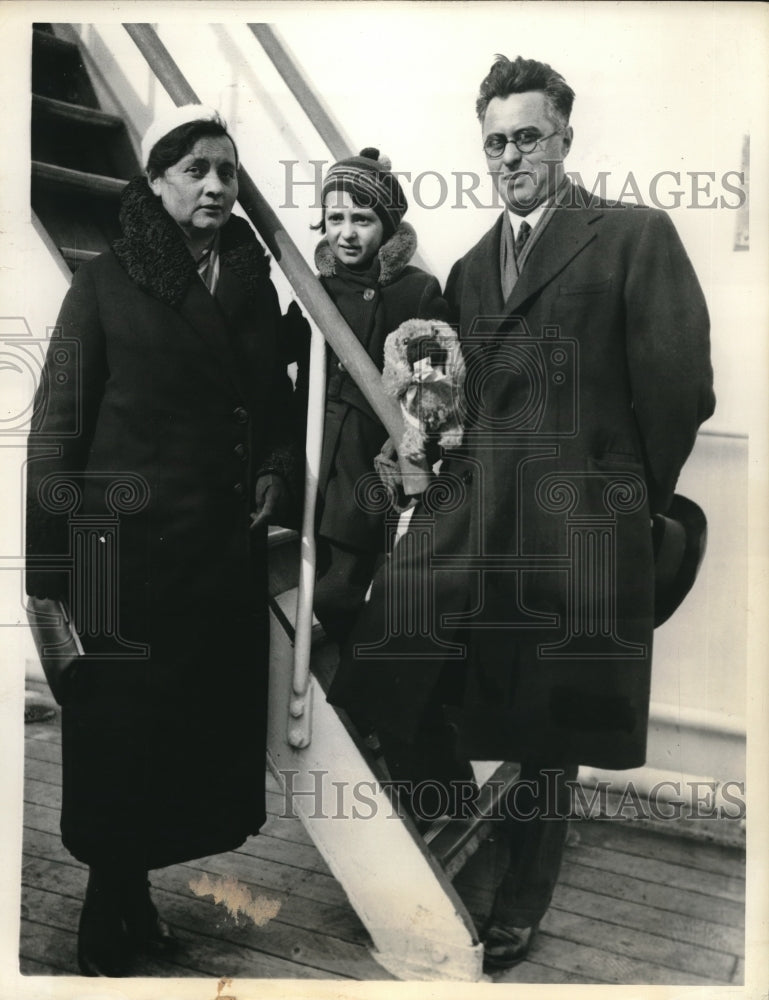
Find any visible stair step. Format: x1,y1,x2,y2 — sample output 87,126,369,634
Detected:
32,162,127,199
59,247,100,271
268,586,327,650
268,526,299,548
31,29,139,266
32,26,84,61
268,583,519,880
32,94,138,180
32,94,123,129
266,528,303,600
429,761,520,879
32,27,99,109
32,183,122,262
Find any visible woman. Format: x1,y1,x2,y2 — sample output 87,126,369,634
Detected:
25,105,301,976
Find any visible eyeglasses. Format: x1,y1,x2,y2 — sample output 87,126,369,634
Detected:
483,129,562,158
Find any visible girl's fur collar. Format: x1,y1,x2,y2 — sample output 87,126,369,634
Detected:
112,177,270,308
314,221,418,286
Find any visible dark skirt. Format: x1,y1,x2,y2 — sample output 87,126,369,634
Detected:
60,607,269,870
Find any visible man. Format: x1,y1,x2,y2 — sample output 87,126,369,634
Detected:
329,54,715,969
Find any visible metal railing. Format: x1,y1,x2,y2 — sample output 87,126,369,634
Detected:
249,22,429,273
123,23,427,749
248,23,353,162
124,23,406,445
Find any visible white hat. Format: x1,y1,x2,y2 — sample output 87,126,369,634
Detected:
140,104,228,170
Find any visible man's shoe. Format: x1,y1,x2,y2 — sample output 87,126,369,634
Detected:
482,921,537,970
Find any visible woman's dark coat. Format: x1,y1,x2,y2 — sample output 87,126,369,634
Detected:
329,187,715,770
26,178,298,868
314,222,449,551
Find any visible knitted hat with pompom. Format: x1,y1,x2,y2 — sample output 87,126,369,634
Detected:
321,147,408,240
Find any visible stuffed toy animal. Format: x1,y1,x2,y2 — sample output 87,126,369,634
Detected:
381,318,466,465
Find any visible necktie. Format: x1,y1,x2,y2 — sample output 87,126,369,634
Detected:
514,220,532,265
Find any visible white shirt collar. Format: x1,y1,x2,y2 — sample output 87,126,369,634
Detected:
507,199,549,238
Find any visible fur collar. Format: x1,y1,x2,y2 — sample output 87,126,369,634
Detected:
112,177,270,308
314,221,417,286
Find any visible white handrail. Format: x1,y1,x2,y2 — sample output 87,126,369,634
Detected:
122,22,430,754
287,325,326,748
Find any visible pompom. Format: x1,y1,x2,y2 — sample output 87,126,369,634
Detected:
359,147,392,172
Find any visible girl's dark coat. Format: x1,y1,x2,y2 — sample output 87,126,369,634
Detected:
314,222,449,550
26,178,298,868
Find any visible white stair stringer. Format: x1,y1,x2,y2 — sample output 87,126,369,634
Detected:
266,593,483,982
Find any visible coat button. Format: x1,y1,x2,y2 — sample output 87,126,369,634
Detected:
234,443,247,460
233,406,248,424
337,361,345,372
363,288,376,301
233,482,245,497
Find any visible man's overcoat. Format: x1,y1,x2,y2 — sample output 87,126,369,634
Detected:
329,185,715,770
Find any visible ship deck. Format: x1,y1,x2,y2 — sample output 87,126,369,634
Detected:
19,699,745,986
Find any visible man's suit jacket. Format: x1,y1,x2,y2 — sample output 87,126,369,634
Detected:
329,185,715,769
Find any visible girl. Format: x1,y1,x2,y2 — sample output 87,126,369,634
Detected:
312,147,448,643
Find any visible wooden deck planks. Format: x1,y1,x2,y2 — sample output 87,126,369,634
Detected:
21,841,384,979
574,818,746,879
552,882,744,957
568,841,744,902
23,807,349,911
23,739,62,767
21,869,387,981
454,818,744,985
17,956,68,977
539,907,736,982
233,831,334,877
24,776,62,810
19,717,746,984
20,890,339,980
496,930,730,986
23,825,370,948
559,854,746,928
457,870,742,967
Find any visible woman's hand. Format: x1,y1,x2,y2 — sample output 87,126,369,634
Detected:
251,473,286,529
